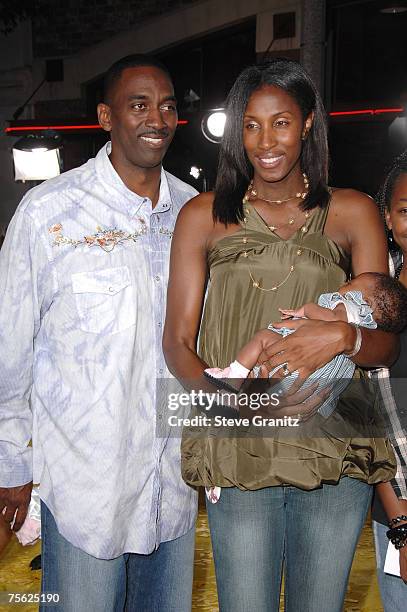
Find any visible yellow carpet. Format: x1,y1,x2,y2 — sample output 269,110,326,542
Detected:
0,505,383,612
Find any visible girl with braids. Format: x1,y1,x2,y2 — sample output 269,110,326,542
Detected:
164,59,397,611
372,151,407,603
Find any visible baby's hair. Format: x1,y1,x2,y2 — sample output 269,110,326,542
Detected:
364,272,407,333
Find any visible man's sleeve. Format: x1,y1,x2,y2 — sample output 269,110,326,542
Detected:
0,203,47,487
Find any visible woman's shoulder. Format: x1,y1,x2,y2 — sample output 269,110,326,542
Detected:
323,187,384,250
178,191,214,218
329,187,378,216
327,187,382,230
175,191,216,236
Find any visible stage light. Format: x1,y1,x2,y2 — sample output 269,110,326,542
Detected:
12,135,61,182
190,166,202,179
380,6,407,14
201,110,227,143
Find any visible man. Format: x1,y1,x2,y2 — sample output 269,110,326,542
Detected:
0,55,198,611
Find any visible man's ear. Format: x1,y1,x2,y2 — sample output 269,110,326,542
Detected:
97,103,112,132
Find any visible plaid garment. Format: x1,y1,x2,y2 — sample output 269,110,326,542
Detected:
370,249,407,500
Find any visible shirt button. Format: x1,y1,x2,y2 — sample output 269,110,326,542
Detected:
159,368,163,374
155,276,160,282
108,286,115,293
158,322,162,328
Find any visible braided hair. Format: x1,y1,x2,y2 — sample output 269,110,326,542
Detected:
376,150,407,276
376,150,407,217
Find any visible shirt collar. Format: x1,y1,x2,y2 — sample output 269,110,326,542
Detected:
95,142,171,214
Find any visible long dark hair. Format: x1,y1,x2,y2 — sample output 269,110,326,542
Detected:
213,59,329,225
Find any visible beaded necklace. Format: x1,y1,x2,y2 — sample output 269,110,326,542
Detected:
249,172,309,205
241,184,311,292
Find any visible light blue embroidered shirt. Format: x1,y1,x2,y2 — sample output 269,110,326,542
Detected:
0,142,198,559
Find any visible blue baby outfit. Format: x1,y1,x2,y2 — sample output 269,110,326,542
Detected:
267,290,377,417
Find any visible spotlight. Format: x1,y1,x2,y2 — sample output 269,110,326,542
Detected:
380,6,407,13
190,166,202,179
201,110,227,143
12,134,61,182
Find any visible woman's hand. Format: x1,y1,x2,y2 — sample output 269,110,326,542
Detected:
265,382,331,422
256,318,353,385
237,378,332,422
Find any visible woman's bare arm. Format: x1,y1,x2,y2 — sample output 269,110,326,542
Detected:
376,482,407,523
163,193,214,382
259,190,398,377
337,190,398,366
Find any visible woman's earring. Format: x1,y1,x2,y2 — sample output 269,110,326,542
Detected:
387,229,395,249
301,132,307,141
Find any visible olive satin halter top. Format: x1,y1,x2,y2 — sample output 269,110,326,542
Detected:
181,199,395,491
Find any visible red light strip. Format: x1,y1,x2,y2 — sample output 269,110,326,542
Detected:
5,124,100,132
329,107,403,117
5,120,189,133
4,108,402,134
374,107,404,115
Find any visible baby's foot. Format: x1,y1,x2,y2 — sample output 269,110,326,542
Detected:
205,366,232,379
205,361,249,379
204,361,249,393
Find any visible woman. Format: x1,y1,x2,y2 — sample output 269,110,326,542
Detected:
372,151,407,606
163,59,397,611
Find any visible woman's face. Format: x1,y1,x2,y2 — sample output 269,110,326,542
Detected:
386,173,407,254
242,85,312,186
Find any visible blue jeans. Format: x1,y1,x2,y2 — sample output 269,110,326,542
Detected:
40,503,195,612
373,519,407,612
206,477,372,612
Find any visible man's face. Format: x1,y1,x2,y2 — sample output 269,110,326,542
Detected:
98,66,178,170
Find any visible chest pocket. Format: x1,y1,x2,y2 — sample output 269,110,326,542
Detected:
71,266,136,334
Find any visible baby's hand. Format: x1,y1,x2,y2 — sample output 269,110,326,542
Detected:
279,307,305,319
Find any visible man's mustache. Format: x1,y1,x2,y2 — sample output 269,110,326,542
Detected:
139,130,170,138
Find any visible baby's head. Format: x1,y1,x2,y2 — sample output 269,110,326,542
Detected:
338,272,407,333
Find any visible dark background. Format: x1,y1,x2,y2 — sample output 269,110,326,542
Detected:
3,0,407,196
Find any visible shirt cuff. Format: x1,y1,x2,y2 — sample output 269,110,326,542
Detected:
0,445,32,487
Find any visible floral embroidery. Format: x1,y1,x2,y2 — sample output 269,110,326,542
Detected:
49,221,148,252
152,227,173,238
48,221,173,251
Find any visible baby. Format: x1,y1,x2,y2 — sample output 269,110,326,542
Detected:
204,272,407,417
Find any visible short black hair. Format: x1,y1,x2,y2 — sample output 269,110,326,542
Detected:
365,272,407,333
213,58,330,225
103,54,172,104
